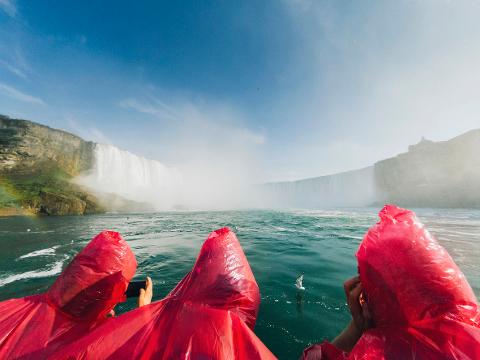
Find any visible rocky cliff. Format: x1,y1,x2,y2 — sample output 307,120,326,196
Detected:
0,115,95,174
264,129,480,209
375,130,480,208
0,115,104,215
2,114,479,213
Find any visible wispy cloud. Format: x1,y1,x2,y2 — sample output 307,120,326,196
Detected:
271,0,480,179
0,0,17,17
117,93,267,208
118,94,265,146
0,83,45,105
0,47,31,79
0,60,27,79
118,97,179,120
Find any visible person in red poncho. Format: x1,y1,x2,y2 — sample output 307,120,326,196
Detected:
50,227,277,360
301,205,480,360
0,230,138,359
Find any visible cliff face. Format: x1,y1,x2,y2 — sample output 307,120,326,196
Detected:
264,129,480,209
2,114,479,213
374,130,480,208
0,115,94,175
0,115,104,215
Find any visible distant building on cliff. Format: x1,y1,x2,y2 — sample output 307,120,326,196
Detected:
408,136,434,152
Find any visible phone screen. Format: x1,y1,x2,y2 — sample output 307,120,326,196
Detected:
125,280,146,298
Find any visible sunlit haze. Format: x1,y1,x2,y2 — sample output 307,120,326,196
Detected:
1,0,479,186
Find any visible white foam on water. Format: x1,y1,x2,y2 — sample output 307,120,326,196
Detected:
0,257,67,287
18,246,59,259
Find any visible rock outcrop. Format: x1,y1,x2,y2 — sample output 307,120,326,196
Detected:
0,115,104,215
2,113,479,213
0,115,94,175
375,130,480,208
264,129,480,209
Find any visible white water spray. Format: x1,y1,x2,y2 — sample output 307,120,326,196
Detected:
79,144,182,209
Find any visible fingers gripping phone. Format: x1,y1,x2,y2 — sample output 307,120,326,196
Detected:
125,280,146,298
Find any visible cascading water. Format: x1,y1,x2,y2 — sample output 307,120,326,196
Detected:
262,166,378,208
79,144,182,209
78,143,377,211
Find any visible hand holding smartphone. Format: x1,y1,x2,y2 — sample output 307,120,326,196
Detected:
125,280,147,298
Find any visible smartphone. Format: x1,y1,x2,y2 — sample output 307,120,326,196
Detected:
125,280,146,298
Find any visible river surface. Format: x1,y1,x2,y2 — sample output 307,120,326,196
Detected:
0,208,479,359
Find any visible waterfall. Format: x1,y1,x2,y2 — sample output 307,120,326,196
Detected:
79,144,377,211
262,166,378,208
79,143,182,208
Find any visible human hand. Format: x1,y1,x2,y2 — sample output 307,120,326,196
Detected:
343,276,372,333
332,276,372,352
138,276,153,308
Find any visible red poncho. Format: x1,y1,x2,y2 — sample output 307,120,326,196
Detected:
0,231,137,359
302,205,480,360
52,227,276,360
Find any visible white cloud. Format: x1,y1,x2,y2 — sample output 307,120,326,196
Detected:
0,47,31,79
118,97,178,120
0,83,45,105
272,0,480,179
0,60,27,79
0,0,16,17
115,93,268,207
119,95,266,147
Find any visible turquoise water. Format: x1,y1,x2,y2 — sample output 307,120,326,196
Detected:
0,208,479,359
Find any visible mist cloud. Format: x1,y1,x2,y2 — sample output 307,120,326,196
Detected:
77,94,268,210
269,0,480,179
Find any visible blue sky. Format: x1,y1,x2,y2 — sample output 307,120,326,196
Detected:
1,0,480,181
